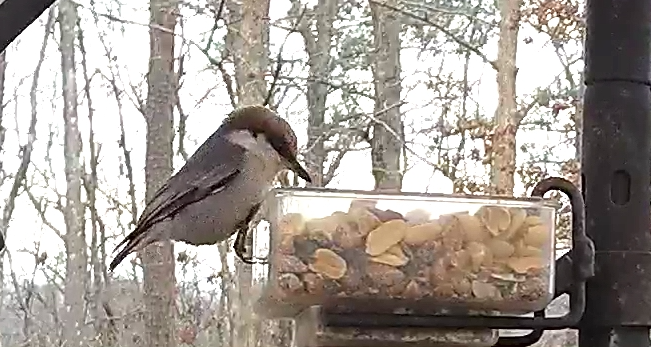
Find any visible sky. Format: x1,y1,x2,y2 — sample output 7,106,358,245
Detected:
0,0,579,287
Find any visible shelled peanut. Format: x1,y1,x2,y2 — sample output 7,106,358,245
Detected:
271,200,552,313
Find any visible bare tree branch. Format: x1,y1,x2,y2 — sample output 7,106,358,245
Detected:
369,0,498,70
0,6,55,255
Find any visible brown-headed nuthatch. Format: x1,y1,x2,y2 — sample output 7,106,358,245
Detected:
109,106,311,271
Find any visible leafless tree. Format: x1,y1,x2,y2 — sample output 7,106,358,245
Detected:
59,0,89,345
0,8,55,344
76,13,108,338
288,0,340,187
0,0,586,346
488,0,523,194
140,0,179,346
369,0,404,191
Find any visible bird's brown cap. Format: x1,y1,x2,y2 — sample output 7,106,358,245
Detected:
223,106,298,156
222,105,311,183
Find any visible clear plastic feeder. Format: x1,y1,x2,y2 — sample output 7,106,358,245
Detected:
253,188,557,318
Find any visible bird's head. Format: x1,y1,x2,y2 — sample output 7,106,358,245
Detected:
221,105,312,183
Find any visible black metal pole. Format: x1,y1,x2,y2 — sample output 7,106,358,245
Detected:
580,0,651,345
0,0,57,53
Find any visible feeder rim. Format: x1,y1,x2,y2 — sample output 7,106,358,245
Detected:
271,187,562,209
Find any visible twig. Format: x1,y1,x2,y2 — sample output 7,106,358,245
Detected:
0,7,55,252
368,0,498,70
263,6,307,107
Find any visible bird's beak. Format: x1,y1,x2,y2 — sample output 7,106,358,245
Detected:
283,155,312,183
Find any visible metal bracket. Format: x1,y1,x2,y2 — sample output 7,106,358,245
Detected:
495,177,595,346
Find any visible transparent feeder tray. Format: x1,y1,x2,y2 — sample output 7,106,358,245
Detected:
293,306,499,347
254,188,557,319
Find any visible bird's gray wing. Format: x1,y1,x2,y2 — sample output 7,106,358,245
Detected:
135,164,241,234
137,133,246,234
109,133,245,270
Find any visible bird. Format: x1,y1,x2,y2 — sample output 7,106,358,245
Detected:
108,105,312,272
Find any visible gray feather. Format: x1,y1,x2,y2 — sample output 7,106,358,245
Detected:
109,133,246,271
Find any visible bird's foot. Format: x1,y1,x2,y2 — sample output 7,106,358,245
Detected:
233,229,268,265
236,252,267,265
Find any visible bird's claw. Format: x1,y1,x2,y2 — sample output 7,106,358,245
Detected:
233,229,268,265
236,252,267,265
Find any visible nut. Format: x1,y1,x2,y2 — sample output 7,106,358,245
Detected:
524,215,543,227
455,214,485,242
309,248,348,279
348,207,382,235
507,256,543,274
278,213,306,236
305,216,338,241
524,224,548,248
277,273,304,294
270,203,552,315
466,242,493,271
486,239,515,259
278,234,295,254
472,280,501,300
370,208,405,222
476,206,511,236
502,207,527,240
339,267,365,291
333,227,365,248
370,244,410,267
365,219,407,256
403,221,442,246
452,276,473,296
441,222,464,251
331,213,365,248
403,280,425,299
405,209,431,224
303,272,326,294
367,262,406,287
515,244,543,258
278,255,309,273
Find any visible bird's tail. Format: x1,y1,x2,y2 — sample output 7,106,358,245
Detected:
109,231,158,272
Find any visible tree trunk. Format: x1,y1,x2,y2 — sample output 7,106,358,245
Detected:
490,0,522,195
369,0,404,192
296,0,339,187
77,16,104,336
226,0,270,345
59,1,88,346
141,0,178,345
227,0,271,106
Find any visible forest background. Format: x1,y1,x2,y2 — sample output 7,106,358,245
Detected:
0,0,582,345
